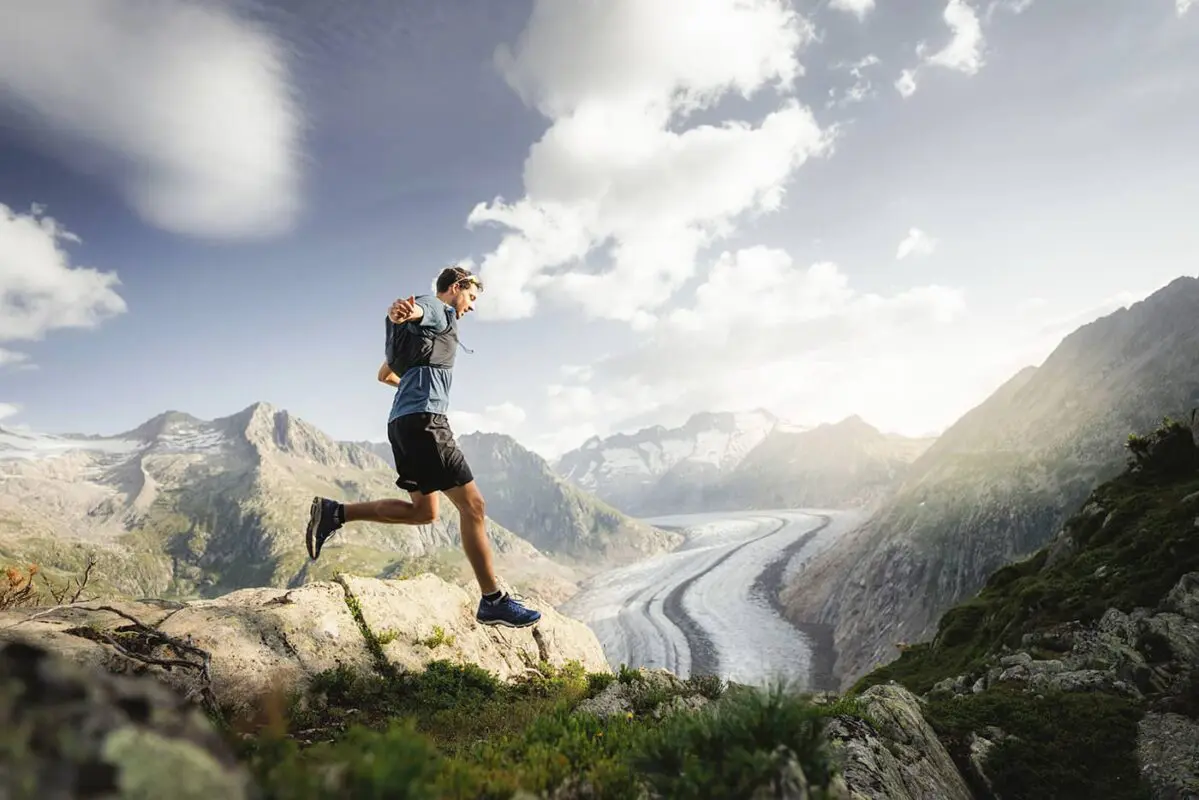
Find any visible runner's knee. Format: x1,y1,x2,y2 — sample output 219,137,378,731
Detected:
413,497,438,525
462,493,485,523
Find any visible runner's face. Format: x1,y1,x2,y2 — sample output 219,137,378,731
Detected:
455,284,479,316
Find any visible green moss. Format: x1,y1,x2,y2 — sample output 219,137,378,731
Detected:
924,685,1149,800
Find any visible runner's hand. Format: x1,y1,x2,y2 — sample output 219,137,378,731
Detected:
389,296,417,323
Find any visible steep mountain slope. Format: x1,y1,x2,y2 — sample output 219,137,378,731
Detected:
0,403,574,601
710,416,935,511
455,432,682,565
781,275,1199,689
850,416,1199,799
554,410,779,515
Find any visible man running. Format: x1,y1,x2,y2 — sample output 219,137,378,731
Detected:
304,265,541,628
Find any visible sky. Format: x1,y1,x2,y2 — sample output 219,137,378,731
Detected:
1,0,1198,460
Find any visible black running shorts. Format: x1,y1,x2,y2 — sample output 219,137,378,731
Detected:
387,412,474,495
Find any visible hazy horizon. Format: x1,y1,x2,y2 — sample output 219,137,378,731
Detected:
2,0,1196,459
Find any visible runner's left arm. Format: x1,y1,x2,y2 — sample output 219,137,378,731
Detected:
376,361,400,387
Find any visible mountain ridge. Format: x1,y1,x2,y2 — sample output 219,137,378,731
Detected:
781,273,1199,689
457,431,682,565
0,402,577,603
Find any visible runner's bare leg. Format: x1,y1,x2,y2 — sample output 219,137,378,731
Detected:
343,492,437,525
443,481,498,595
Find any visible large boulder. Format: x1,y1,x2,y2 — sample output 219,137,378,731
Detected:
339,574,611,679
825,683,972,800
0,573,612,718
0,639,254,800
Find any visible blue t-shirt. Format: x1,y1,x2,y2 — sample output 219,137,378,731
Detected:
388,295,457,421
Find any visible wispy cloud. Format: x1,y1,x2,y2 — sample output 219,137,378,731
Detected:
0,403,19,422
1179,0,1196,16
829,0,876,21
0,204,126,366
984,0,1035,23
828,54,881,108
896,227,939,260
0,0,303,240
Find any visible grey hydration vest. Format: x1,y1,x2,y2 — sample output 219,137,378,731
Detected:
384,301,459,378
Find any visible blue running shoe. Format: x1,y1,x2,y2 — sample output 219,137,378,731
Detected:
305,496,342,560
476,590,542,628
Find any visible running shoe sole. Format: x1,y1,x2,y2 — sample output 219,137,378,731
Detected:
305,496,322,560
476,614,541,628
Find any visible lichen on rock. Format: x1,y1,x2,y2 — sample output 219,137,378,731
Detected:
0,640,253,800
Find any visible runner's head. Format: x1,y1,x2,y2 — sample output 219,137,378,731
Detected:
435,265,484,317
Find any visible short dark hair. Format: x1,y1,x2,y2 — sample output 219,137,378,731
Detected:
435,265,484,294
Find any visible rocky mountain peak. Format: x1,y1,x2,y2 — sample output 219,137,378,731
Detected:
215,402,378,469
117,410,203,443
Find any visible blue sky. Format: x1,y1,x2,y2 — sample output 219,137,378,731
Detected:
2,0,1197,458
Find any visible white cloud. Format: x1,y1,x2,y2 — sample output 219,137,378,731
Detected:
0,403,19,422
897,0,985,96
921,0,985,76
539,247,969,446
0,204,127,365
1179,0,1196,15
0,0,302,240
829,0,876,21
895,69,919,98
467,0,831,327
896,227,939,259
449,402,529,438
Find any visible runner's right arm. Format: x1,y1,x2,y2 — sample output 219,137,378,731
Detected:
388,295,421,324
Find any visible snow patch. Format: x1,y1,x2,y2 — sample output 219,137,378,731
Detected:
0,428,141,462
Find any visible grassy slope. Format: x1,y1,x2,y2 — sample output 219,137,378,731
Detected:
849,416,1199,800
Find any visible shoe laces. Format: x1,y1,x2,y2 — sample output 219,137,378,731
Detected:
493,578,531,606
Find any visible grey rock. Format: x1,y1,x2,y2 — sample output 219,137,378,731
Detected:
0,640,254,800
1163,573,1199,623
1028,668,1141,697
1000,652,1033,668
825,683,972,800
573,667,702,721
1137,613,1199,666
1137,712,1199,800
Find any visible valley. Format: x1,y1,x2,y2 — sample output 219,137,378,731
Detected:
559,508,862,690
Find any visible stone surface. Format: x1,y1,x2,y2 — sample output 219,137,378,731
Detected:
574,667,704,721
0,574,613,718
1137,712,1199,800
0,640,253,800
825,683,972,800
1164,573,1199,623
340,574,611,680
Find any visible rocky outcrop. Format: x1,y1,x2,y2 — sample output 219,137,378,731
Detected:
0,639,254,800
918,571,1199,799
0,573,612,719
1137,713,1199,799
823,684,972,800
